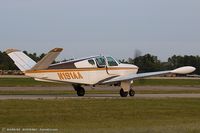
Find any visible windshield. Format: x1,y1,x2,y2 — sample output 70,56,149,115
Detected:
106,57,118,66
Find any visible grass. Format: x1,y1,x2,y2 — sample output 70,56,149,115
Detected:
134,79,200,86
0,98,200,133
0,78,64,87
0,78,200,132
137,89,200,94
0,90,117,95
0,78,200,87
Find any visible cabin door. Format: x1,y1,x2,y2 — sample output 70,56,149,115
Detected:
105,56,120,75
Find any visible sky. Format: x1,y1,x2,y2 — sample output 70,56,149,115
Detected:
0,0,200,61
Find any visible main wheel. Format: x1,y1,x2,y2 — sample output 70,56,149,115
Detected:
129,89,135,97
76,87,85,96
120,88,128,97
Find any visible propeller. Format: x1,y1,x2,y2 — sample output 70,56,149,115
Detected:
133,49,147,84
134,49,142,58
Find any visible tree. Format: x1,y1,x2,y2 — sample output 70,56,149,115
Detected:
0,51,47,70
129,54,162,73
0,50,199,75
168,55,199,74
0,51,18,70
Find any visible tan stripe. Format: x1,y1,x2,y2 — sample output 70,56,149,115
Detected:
25,67,137,74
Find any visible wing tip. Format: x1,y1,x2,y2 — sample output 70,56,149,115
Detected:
171,66,196,74
5,49,20,54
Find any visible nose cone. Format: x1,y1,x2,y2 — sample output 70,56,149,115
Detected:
130,64,139,73
132,64,139,70
119,63,138,69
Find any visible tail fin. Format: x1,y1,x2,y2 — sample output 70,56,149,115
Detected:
31,48,63,70
6,49,36,72
6,48,63,72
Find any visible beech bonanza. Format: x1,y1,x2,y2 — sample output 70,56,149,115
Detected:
6,48,196,97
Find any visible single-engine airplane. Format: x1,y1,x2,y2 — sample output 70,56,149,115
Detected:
6,48,196,97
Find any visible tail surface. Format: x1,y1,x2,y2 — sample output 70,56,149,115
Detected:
6,48,63,72
31,48,63,70
6,49,36,72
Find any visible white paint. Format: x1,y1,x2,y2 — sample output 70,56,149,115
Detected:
8,51,36,72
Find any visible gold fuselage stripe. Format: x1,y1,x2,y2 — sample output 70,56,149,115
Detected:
25,67,137,74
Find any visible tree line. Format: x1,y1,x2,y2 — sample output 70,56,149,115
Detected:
125,54,200,74
0,51,45,70
0,51,199,74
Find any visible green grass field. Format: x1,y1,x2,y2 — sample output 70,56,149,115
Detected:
0,98,200,133
0,78,200,132
0,78,200,87
0,78,63,87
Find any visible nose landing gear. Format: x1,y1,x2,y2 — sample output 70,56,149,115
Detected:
120,88,135,97
129,88,135,97
120,81,136,97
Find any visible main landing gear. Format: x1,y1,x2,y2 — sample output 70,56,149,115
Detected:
74,85,85,96
120,81,136,97
73,84,135,97
120,89,128,97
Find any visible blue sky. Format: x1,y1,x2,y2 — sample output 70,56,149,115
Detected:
0,0,200,61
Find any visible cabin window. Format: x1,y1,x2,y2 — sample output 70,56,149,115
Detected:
106,57,118,66
96,56,106,67
88,59,95,65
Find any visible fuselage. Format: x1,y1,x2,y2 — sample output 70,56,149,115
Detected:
25,56,138,85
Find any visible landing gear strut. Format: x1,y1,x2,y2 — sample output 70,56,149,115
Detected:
74,86,85,96
120,82,136,97
120,88,128,97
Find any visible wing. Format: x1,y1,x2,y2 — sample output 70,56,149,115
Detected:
102,66,196,84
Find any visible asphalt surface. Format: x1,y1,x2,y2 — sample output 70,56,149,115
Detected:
0,94,200,100
0,86,200,91
0,86,200,99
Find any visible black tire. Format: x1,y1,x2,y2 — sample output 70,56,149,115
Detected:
129,89,135,97
77,87,85,96
120,88,128,97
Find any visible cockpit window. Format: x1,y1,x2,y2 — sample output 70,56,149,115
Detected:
106,57,118,66
88,59,95,65
96,56,106,67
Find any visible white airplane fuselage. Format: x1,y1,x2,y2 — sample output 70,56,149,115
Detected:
25,63,138,85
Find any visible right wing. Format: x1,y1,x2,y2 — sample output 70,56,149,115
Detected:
102,66,196,84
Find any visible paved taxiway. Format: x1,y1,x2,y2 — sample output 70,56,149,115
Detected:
0,86,200,91
0,86,200,99
0,94,200,100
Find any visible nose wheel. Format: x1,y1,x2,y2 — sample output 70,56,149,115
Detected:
129,89,135,97
120,86,135,97
120,81,136,97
